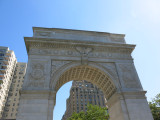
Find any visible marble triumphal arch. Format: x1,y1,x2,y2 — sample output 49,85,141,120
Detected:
17,27,153,120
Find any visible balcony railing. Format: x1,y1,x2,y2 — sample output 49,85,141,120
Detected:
2,55,10,60
0,75,3,79
0,84,2,89
1,64,7,69
0,79,3,84
0,60,9,65
0,68,6,74
0,74,4,78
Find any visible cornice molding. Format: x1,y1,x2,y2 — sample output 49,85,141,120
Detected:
24,37,135,54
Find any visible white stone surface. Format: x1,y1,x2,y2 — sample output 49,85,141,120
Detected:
107,92,153,120
17,27,153,120
32,27,126,44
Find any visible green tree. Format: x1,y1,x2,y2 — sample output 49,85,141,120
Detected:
68,104,109,120
149,93,160,120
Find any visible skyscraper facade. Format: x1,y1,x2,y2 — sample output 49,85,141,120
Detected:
0,47,17,118
62,80,106,120
2,62,27,119
0,46,27,120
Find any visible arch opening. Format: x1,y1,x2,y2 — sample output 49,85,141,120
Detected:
54,65,117,100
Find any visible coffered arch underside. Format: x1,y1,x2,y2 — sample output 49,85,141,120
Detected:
54,65,117,100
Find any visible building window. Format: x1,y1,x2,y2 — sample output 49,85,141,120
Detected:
0,53,4,56
20,65,24,68
19,72,23,74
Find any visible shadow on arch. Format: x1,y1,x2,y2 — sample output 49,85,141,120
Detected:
50,62,117,101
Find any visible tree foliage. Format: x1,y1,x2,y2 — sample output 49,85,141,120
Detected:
149,93,160,120
68,104,109,120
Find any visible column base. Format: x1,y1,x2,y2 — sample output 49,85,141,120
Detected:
107,91,153,120
16,90,55,120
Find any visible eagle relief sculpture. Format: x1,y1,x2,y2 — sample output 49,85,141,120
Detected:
76,46,93,64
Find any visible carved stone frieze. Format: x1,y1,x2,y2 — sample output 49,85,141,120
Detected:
89,51,131,59
29,42,133,53
29,48,79,57
119,64,140,88
29,47,132,60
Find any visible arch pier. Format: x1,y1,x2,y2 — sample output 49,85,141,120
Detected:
17,27,153,120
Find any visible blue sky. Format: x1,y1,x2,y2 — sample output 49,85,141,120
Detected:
0,0,160,120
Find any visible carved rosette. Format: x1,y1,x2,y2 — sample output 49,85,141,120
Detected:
119,64,141,88
30,64,44,80
28,63,45,88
